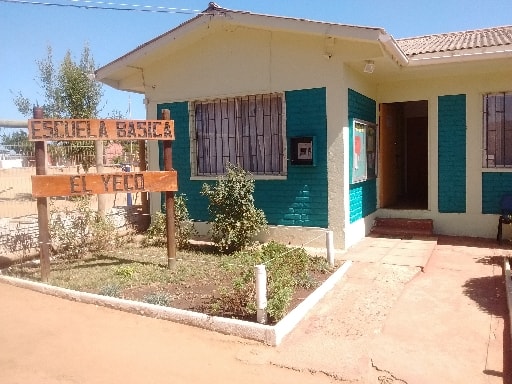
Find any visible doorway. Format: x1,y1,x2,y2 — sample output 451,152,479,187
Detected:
379,101,428,210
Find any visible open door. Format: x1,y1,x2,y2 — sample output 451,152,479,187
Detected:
379,103,400,208
379,101,428,209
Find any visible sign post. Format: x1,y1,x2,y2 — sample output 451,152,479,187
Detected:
161,109,176,269
33,107,51,282
29,116,177,278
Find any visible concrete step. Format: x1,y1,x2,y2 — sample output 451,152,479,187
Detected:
371,217,434,237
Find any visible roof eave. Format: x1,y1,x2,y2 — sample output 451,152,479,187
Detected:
224,10,385,41
378,33,409,67
408,46,512,66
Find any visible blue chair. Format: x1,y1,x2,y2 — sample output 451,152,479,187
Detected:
497,195,512,243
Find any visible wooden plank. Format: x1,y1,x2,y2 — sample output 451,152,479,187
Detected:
28,119,174,141
31,171,178,197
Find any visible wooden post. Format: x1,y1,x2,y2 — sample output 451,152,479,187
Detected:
162,109,176,269
33,106,50,282
139,139,150,230
95,140,106,217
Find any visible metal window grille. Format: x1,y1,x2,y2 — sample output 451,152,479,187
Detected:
193,93,285,176
483,92,512,168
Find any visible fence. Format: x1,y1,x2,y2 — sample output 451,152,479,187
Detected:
0,126,143,255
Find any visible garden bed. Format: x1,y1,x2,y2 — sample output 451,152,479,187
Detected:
2,237,338,325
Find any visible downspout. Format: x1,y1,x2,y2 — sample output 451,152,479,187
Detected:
378,33,409,67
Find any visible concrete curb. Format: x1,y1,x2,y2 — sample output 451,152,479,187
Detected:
0,260,352,346
504,258,512,345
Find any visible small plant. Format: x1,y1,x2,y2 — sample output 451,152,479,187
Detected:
144,211,167,247
143,291,172,306
201,163,267,253
98,283,122,297
114,265,137,280
174,194,197,249
49,196,119,259
212,241,330,322
143,194,197,249
4,223,37,264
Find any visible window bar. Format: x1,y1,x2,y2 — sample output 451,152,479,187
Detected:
195,103,202,175
234,98,242,169
206,102,213,175
232,99,239,169
256,94,264,174
500,93,505,168
246,96,251,172
218,99,224,174
505,93,512,167
483,96,488,168
264,94,270,174
211,100,218,175
203,103,209,175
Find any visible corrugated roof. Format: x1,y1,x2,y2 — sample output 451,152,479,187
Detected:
397,26,512,57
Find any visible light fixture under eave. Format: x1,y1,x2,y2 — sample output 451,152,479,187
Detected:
364,60,375,73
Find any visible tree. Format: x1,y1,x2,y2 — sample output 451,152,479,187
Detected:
13,45,103,119
13,44,112,215
0,130,32,156
13,45,105,171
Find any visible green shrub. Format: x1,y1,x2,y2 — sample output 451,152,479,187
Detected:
213,241,330,322
201,163,267,253
143,211,167,247
143,194,197,249
50,197,119,259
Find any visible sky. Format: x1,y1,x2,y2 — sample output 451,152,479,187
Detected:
1,0,511,124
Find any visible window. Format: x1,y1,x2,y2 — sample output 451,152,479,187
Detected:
483,92,512,168
191,93,286,177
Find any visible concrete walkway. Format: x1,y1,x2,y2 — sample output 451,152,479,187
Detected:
265,235,511,383
0,235,511,383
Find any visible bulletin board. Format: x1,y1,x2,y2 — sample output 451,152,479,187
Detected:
351,119,377,184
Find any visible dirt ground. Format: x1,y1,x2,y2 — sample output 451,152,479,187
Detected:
0,281,337,384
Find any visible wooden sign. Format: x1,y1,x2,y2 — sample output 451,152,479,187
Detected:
28,119,174,141
31,171,177,198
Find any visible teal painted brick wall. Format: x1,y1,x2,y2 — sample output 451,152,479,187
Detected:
255,87,328,227
348,89,377,223
348,89,376,123
438,94,466,213
349,179,377,223
482,173,512,213
158,87,328,228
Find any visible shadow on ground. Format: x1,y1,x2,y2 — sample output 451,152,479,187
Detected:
462,275,506,317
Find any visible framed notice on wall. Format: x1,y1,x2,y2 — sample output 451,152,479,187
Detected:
351,119,377,184
290,136,315,166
